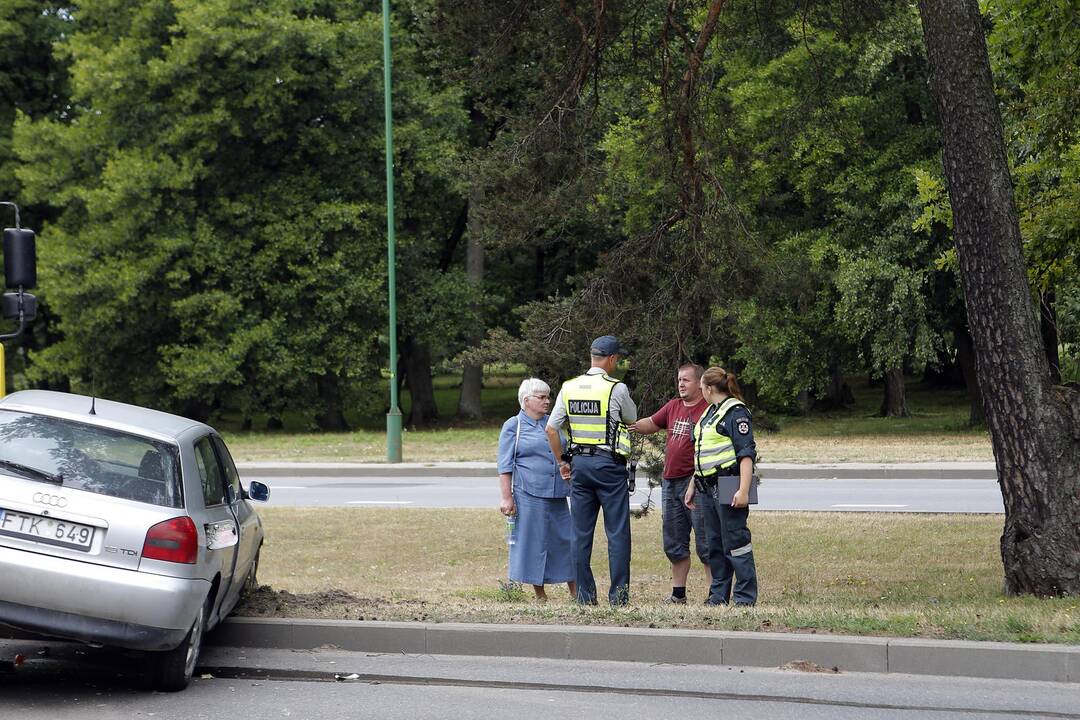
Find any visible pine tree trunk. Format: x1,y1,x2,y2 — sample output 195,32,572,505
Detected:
880,367,909,418
404,335,438,427
795,389,811,416
1040,290,1061,384
315,372,350,431
534,246,546,299
821,363,854,409
954,324,985,426
457,192,485,420
918,0,1080,595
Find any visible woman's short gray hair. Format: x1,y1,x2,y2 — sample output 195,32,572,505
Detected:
518,378,551,409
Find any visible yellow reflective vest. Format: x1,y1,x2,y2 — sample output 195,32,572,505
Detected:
561,373,632,458
693,397,748,477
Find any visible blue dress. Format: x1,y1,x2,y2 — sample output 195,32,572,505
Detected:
497,411,574,585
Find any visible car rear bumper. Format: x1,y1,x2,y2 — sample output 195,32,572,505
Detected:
0,599,190,651
0,544,210,651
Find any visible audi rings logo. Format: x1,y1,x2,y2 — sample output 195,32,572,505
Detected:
32,492,68,508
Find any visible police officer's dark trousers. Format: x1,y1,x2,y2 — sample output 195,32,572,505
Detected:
703,489,757,605
569,454,631,605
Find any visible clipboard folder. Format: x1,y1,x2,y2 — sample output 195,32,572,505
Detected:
715,474,760,505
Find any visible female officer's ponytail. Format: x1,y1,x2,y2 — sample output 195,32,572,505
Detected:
702,366,745,402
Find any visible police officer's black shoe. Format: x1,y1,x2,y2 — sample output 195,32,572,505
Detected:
703,598,727,607
734,602,756,608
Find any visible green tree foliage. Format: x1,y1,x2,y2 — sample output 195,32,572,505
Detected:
4,0,1076,430
0,1,67,206
465,1,950,414
0,2,70,390
985,0,1079,383
717,4,946,412
987,0,1080,290
14,0,467,424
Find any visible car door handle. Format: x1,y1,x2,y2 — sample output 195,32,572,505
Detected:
204,519,238,550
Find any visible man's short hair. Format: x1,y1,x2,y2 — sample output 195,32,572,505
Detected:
679,363,705,381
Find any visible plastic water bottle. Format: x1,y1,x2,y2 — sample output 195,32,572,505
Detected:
505,515,517,546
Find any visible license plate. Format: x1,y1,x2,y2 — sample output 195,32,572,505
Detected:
0,507,95,551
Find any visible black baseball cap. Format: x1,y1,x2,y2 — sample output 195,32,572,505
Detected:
590,335,630,357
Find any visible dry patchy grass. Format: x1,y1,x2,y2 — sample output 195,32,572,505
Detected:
222,428,990,464
238,508,1078,643
754,432,992,463
223,427,498,463
221,375,994,463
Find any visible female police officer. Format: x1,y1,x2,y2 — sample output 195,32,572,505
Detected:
683,366,758,606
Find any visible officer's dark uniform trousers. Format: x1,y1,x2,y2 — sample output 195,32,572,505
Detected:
704,480,757,605
570,454,631,605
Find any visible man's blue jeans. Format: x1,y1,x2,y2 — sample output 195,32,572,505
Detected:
570,454,631,605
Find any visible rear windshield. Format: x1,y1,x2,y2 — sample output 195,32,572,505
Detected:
0,410,183,508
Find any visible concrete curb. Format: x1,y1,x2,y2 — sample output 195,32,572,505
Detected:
236,461,999,481
206,618,1078,683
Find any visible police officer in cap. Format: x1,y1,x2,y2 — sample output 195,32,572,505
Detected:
546,335,638,605
684,366,758,606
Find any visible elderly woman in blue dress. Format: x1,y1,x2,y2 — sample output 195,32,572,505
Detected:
497,378,576,601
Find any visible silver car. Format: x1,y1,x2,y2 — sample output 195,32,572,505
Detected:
0,390,268,691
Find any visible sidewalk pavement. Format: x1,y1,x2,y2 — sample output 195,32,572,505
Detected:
4,615,1075,683
206,618,1078,684
236,461,999,480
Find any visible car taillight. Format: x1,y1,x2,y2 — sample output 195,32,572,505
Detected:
142,517,198,564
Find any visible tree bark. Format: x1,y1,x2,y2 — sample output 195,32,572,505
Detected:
795,389,811,416
1040,290,1061,385
880,367,909,418
820,363,854,409
403,335,438,427
457,190,485,421
954,323,985,426
314,372,350,431
918,0,1080,595
534,246,546,299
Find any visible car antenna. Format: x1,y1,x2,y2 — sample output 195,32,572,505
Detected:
89,378,96,415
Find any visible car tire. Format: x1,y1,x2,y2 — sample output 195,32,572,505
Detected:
243,546,261,597
148,597,207,692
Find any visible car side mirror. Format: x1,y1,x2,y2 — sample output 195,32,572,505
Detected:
247,480,269,502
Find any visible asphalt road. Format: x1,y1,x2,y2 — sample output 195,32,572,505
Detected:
2,640,1075,719
247,473,1005,513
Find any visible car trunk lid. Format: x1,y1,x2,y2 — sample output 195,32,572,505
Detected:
0,474,177,572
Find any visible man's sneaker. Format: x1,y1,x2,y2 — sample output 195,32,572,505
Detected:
703,598,728,607
664,595,687,605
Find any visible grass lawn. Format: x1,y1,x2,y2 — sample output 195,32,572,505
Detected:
759,381,992,463
222,375,993,463
237,508,1078,644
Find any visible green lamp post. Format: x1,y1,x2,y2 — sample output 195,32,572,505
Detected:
382,0,402,462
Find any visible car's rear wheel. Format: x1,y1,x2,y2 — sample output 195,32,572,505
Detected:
148,598,207,692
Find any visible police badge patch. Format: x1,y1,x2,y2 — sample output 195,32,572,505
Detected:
736,419,750,435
